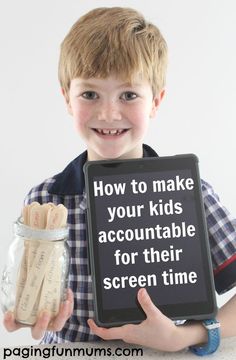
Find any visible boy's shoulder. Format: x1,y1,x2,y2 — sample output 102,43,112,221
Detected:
24,176,57,205
24,150,88,205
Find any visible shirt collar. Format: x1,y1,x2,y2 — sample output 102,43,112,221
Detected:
48,144,158,196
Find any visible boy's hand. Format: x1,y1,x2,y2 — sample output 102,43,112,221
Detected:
3,288,74,340
88,288,187,352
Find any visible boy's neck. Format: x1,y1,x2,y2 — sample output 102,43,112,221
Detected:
87,144,144,161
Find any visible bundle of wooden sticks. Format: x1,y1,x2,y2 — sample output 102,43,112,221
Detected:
15,202,68,325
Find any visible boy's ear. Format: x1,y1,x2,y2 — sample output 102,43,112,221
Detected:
61,88,73,115
150,89,165,118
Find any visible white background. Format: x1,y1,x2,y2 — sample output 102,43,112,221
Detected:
0,0,235,347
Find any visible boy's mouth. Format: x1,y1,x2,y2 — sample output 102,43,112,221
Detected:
92,128,129,136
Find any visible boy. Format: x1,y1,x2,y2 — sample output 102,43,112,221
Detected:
4,7,236,353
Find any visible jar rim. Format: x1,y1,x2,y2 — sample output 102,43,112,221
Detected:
14,218,69,241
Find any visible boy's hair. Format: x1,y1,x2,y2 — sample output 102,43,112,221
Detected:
59,7,168,97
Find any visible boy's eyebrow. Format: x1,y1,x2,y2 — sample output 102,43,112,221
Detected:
117,82,143,88
75,82,100,89
74,81,143,89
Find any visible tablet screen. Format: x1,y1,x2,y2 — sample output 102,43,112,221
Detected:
84,155,216,325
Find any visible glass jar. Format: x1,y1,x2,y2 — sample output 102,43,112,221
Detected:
1,218,69,325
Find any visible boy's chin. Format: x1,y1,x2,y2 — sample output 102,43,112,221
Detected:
88,146,142,161
90,152,125,161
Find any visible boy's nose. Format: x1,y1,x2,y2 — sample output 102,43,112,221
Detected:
97,102,122,122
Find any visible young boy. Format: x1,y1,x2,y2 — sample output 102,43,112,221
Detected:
4,6,236,353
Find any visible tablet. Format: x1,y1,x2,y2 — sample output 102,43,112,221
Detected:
84,154,217,327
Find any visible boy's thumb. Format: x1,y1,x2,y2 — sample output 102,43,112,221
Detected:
137,288,160,318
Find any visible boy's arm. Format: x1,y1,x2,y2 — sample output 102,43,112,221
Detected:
216,293,236,337
3,289,73,340
88,288,236,352
173,293,236,349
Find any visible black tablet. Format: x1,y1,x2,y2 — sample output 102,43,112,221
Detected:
84,154,217,327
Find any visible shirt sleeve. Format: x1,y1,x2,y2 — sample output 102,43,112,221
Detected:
201,179,236,294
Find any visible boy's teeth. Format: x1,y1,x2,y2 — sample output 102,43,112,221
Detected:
96,129,124,135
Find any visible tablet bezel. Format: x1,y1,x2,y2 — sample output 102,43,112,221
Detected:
84,154,217,327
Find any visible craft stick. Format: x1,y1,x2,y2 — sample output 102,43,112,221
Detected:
38,205,68,317
57,204,68,227
27,203,47,275
23,204,51,322
38,243,64,318
14,241,30,319
46,205,68,229
29,203,47,230
24,281,43,325
16,242,54,322
22,202,40,226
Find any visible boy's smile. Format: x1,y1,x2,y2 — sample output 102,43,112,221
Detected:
93,128,128,136
64,76,164,161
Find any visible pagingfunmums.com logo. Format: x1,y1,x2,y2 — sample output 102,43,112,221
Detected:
3,345,144,359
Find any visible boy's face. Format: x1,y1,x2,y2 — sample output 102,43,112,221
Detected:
64,76,164,161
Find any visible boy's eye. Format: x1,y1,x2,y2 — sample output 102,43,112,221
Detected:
81,91,98,100
121,92,137,101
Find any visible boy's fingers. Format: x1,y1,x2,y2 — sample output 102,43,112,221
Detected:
65,288,74,311
4,290,74,337
50,301,72,331
88,319,124,340
48,288,74,331
87,289,162,341
31,311,51,340
137,288,161,318
3,312,22,332
60,288,74,318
